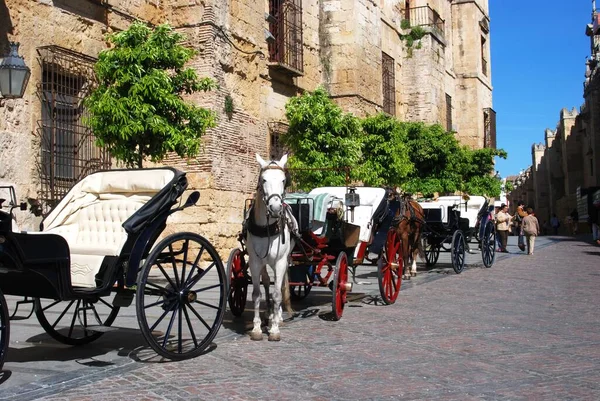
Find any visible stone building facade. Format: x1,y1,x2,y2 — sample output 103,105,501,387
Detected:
1,0,494,254
508,2,600,231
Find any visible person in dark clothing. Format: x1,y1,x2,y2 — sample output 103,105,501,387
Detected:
570,208,579,235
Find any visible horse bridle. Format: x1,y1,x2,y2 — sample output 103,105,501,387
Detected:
257,162,287,219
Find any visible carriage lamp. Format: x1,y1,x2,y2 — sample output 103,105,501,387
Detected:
345,187,360,223
0,42,31,102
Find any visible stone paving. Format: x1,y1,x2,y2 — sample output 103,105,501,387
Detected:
1,235,599,400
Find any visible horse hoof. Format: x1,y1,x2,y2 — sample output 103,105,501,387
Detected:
411,272,417,277
268,333,281,342
250,332,264,341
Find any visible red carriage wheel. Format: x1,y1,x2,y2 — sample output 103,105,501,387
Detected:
377,230,403,305
331,252,350,321
226,248,248,317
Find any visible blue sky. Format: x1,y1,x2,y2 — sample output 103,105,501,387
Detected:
490,1,591,178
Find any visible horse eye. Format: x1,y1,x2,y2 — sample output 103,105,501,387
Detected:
262,179,266,184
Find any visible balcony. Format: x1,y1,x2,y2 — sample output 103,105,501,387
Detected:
267,0,304,77
406,5,445,40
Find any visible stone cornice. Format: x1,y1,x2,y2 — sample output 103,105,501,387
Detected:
457,73,493,91
451,0,490,22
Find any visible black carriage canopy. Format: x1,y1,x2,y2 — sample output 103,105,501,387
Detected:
122,168,188,234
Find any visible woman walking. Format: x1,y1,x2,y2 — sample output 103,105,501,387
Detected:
522,208,540,255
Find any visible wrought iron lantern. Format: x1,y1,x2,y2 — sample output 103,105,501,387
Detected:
0,42,31,100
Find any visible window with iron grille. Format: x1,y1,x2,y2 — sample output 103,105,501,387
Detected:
382,52,396,115
268,0,303,75
445,94,452,131
268,121,288,160
36,46,111,204
483,108,496,149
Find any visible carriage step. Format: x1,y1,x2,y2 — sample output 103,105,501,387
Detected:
112,291,135,307
85,325,119,333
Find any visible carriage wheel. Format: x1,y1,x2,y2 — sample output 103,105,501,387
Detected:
35,278,122,346
481,221,496,268
424,238,440,267
451,230,466,274
136,232,226,360
377,230,403,305
331,252,350,321
0,291,8,371
226,248,248,316
290,285,312,300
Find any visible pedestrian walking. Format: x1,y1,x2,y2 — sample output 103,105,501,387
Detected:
522,207,540,255
495,203,511,253
570,208,579,235
514,201,527,251
591,200,600,245
550,213,560,235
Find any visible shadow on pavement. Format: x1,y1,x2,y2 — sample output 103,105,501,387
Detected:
0,370,12,385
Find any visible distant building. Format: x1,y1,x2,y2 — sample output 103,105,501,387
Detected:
508,1,600,230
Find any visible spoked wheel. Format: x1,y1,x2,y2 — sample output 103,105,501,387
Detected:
424,238,440,267
290,284,312,300
377,230,403,305
451,230,466,274
34,280,122,346
136,232,226,360
481,221,496,268
0,291,8,371
226,248,248,317
331,252,350,321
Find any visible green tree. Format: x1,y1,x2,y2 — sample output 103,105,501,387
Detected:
460,148,507,198
282,87,362,190
85,22,217,167
360,113,413,187
403,123,464,195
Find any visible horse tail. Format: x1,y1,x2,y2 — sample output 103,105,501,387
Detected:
282,271,294,316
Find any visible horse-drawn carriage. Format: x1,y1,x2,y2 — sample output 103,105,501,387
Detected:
226,156,408,342
419,197,496,273
0,168,227,366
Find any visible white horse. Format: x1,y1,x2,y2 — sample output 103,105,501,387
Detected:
246,153,297,341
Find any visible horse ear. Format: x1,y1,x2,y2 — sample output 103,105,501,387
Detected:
278,153,288,168
255,153,268,169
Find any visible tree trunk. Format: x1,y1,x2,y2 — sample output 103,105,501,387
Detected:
137,153,143,169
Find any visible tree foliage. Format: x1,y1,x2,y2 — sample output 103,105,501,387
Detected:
282,88,506,198
360,113,413,187
282,87,362,190
85,22,217,167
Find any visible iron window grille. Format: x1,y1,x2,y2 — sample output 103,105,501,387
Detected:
483,108,496,149
36,45,111,204
268,121,289,160
268,0,303,76
481,36,488,77
445,94,452,131
382,52,396,115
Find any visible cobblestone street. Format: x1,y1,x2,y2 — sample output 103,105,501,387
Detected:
1,235,599,400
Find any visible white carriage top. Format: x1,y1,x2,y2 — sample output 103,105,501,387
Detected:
418,195,487,227
38,168,182,288
285,187,387,243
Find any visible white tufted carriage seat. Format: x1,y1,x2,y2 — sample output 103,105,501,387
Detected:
40,169,176,288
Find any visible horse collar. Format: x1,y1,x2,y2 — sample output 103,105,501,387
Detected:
247,207,281,238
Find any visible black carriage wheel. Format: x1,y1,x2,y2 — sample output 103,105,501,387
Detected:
331,252,349,321
451,230,466,274
0,291,9,371
34,278,123,346
424,239,440,267
226,248,248,316
481,221,496,268
290,284,312,300
377,230,403,305
136,232,226,360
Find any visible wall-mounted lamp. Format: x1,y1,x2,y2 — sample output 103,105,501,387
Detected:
0,42,31,104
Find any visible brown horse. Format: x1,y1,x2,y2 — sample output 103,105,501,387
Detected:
393,196,425,280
